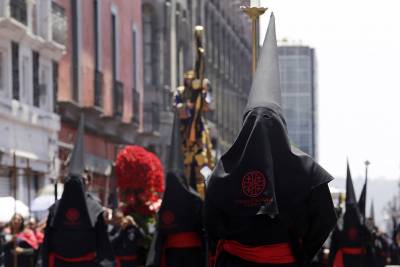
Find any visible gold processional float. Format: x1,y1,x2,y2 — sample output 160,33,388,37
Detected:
173,1,269,197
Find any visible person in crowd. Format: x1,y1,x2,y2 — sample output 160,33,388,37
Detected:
146,111,205,267
3,213,39,267
390,224,400,265
41,115,114,266
111,216,144,267
205,14,337,267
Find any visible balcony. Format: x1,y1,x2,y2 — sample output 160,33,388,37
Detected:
143,102,160,134
113,80,124,118
132,89,140,124
94,70,103,108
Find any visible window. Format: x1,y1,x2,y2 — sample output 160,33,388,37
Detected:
53,61,58,112
71,0,79,101
40,68,49,109
111,12,117,81
93,0,102,107
10,0,27,25
52,2,67,45
33,51,40,107
142,4,156,87
93,0,101,70
11,42,19,100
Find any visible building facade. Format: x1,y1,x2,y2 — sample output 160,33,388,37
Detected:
203,0,252,153
55,0,144,204
278,44,318,158
140,0,252,164
0,0,65,205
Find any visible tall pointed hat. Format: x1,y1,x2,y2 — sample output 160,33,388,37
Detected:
346,160,357,206
358,176,367,218
51,114,102,228
244,13,281,115
167,111,185,175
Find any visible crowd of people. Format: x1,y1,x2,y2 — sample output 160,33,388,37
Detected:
0,210,145,267
3,12,400,267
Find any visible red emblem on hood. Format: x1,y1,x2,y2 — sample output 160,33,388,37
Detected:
65,208,80,223
242,171,267,197
348,227,358,241
161,210,175,225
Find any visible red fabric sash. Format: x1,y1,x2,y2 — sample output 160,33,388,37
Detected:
333,247,364,267
215,240,296,266
161,232,202,267
215,240,296,264
115,255,137,267
48,252,97,267
17,230,39,250
164,232,202,248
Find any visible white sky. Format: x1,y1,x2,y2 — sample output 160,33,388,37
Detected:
259,0,400,181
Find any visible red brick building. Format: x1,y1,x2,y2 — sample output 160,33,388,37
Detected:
55,0,144,205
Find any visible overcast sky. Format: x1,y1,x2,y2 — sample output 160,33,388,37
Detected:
259,0,400,181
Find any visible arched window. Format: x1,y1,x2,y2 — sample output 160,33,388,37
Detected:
142,4,157,88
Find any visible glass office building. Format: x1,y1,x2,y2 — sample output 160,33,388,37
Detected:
278,45,317,158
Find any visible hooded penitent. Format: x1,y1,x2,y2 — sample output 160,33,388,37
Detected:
205,13,336,267
358,174,367,220
43,115,112,266
146,111,204,267
330,162,367,267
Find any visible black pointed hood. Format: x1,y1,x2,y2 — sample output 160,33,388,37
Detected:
346,161,357,206
343,161,363,246
245,13,281,115
158,172,203,234
358,175,367,218
206,13,334,228
50,114,102,228
167,111,185,175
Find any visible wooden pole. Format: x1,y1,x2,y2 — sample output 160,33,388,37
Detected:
12,153,18,267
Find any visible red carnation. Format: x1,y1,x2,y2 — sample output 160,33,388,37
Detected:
115,145,164,216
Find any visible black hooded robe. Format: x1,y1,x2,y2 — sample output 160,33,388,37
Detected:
42,179,114,267
146,172,205,267
111,224,144,267
205,107,337,267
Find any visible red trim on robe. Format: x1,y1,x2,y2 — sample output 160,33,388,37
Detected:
161,232,202,267
215,240,296,266
115,255,137,267
333,247,365,267
48,252,97,267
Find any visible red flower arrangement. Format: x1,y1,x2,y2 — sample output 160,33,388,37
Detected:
115,145,165,216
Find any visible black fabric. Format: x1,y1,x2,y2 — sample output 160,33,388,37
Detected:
165,247,203,267
206,106,336,266
158,172,203,235
50,176,103,228
358,178,367,219
42,193,114,267
146,172,205,267
112,225,144,257
215,252,299,267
